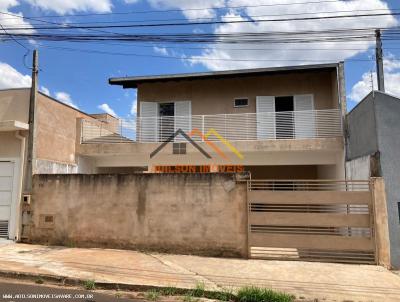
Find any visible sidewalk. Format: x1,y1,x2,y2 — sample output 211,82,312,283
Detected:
0,243,399,302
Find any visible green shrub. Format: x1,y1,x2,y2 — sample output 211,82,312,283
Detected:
161,286,180,296
211,288,234,301
83,280,96,290
145,290,160,301
192,281,206,297
236,286,294,302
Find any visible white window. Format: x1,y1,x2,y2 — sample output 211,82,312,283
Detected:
139,101,192,142
294,94,315,139
256,96,275,139
139,102,158,142
174,101,192,141
256,94,315,139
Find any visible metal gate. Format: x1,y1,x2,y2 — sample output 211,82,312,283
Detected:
247,180,376,264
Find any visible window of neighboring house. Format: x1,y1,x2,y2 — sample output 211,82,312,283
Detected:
234,98,249,108
173,142,186,154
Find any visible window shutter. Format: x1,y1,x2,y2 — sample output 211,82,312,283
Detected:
139,102,158,142
174,101,191,141
256,96,275,139
294,95,315,138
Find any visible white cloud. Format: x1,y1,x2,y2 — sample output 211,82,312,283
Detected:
55,91,79,109
349,55,400,102
0,62,31,89
186,0,398,70
153,46,168,56
40,86,50,95
0,1,35,35
98,103,118,117
23,0,112,14
142,0,225,20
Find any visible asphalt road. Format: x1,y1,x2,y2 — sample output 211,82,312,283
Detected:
0,281,136,302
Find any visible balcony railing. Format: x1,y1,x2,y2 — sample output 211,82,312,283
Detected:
81,109,342,144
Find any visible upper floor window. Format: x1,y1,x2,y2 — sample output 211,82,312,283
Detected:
234,98,249,108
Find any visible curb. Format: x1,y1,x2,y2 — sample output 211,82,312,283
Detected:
0,269,229,297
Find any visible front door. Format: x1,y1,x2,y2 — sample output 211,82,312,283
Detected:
0,162,14,239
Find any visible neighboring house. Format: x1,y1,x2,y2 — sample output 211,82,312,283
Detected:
0,88,107,240
346,90,400,268
79,63,347,178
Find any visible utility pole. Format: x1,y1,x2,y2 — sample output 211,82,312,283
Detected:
375,29,385,92
24,49,38,193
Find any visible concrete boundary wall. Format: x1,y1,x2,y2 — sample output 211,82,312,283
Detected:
27,173,248,257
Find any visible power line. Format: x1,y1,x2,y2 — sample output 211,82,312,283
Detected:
2,12,400,30
0,23,30,50
37,44,374,63
0,0,364,19
3,8,397,26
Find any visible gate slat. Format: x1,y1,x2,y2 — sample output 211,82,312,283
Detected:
250,212,371,227
248,191,371,204
250,233,375,251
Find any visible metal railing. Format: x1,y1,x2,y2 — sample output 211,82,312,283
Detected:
81,108,342,143
247,179,371,191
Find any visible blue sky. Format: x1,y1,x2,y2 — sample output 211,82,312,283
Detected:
1,0,400,117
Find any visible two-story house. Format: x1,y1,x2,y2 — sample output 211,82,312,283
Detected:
79,63,346,179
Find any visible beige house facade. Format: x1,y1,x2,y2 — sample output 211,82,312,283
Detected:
88,63,347,179
0,63,347,240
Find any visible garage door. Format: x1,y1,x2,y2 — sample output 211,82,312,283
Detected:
0,162,14,238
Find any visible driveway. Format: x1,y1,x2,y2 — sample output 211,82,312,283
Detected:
0,243,399,302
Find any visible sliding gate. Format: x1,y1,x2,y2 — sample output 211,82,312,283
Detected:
247,180,376,264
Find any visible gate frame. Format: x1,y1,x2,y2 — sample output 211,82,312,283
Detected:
246,178,391,267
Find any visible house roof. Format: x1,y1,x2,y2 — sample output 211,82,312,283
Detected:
109,63,340,88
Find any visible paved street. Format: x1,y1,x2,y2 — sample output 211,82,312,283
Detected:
0,281,135,302
0,243,400,302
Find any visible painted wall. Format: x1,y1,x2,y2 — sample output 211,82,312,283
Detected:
0,132,22,158
137,70,338,116
373,92,400,268
34,93,95,171
0,88,30,124
346,94,379,161
346,155,371,181
346,91,400,268
28,173,248,257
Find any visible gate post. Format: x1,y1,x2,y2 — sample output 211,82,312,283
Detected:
371,177,391,268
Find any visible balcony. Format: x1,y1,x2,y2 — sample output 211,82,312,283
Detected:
81,109,342,144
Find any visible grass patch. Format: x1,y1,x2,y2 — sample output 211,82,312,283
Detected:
145,289,161,301
83,280,96,290
191,281,206,297
34,278,44,285
160,286,180,296
237,286,294,302
209,288,234,301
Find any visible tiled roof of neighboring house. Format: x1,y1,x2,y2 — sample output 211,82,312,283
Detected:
83,133,135,144
109,62,340,88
